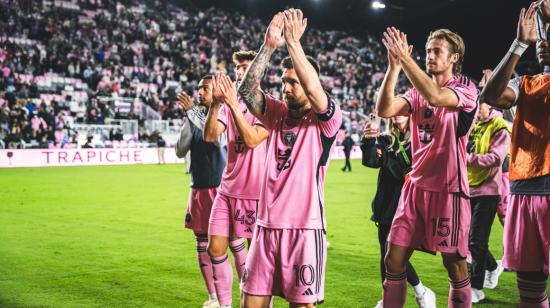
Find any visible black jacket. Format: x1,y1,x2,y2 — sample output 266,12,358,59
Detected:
342,136,354,154
361,135,412,225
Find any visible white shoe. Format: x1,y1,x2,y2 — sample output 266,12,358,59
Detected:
484,260,504,289
374,299,383,308
202,298,220,308
471,288,485,304
415,287,436,308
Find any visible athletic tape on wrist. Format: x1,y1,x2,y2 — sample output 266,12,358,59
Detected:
509,39,529,56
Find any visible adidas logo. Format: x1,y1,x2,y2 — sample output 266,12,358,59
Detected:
245,227,252,233
452,296,464,303
302,288,314,296
438,240,448,247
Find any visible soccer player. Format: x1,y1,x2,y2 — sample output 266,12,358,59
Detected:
480,2,550,306
466,101,510,303
175,76,227,308
377,26,478,307
202,51,270,308
362,117,437,308
237,9,342,308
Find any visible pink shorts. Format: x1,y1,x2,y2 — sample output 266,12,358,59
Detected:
388,180,471,257
498,172,510,218
184,188,218,234
503,194,550,274
242,226,326,304
208,193,258,239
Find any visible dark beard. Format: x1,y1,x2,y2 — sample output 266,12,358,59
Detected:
284,97,305,110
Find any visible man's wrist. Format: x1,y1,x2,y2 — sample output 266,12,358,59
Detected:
510,38,529,56
400,54,414,67
261,43,278,53
387,66,401,75
286,40,301,48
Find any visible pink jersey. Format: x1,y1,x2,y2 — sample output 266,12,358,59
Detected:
254,94,342,230
217,100,267,199
403,75,478,195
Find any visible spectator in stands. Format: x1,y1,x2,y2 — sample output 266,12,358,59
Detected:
0,0,539,148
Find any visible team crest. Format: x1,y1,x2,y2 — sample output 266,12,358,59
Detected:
283,131,297,146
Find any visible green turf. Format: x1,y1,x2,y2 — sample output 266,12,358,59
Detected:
0,161,522,307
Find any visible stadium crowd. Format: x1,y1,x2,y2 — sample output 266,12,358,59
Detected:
1,0,421,149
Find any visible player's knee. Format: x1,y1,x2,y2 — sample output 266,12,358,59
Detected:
517,271,549,282
442,255,468,280
207,238,228,257
384,254,406,274
241,292,269,308
289,303,315,308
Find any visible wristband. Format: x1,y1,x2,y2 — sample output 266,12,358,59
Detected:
509,39,529,56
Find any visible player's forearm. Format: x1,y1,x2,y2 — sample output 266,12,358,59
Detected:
480,53,521,109
227,105,263,149
286,41,327,113
238,44,273,116
203,105,222,143
376,68,400,117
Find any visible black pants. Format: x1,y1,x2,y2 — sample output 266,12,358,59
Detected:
469,195,500,289
378,223,420,286
343,152,351,171
485,250,498,272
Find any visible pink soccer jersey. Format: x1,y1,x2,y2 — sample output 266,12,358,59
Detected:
217,99,267,200
254,94,342,230
402,75,478,196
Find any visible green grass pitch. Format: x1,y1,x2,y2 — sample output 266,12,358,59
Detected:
0,161,525,307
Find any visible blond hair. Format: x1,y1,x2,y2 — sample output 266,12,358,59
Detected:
426,29,465,75
387,119,411,150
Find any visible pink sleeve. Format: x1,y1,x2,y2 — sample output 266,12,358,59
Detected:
401,88,418,113
217,104,228,127
467,129,510,168
448,78,478,112
253,116,265,128
316,98,342,138
255,94,286,130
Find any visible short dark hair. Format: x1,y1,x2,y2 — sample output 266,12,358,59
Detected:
232,50,257,63
280,56,321,76
201,75,212,81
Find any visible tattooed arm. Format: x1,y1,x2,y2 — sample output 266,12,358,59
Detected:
238,12,285,117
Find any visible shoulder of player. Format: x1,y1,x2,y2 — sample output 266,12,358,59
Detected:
448,75,477,91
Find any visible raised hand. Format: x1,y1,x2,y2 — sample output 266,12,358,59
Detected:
517,1,539,45
283,8,308,45
363,121,381,139
212,73,224,106
382,27,413,62
479,69,493,88
177,92,194,111
219,74,239,109
264,12,285,50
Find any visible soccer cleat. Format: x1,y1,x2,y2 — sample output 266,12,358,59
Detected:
484,260,504,289
374,299,383,308
471,288,485,303
415,287,436,308
202,298,220,308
